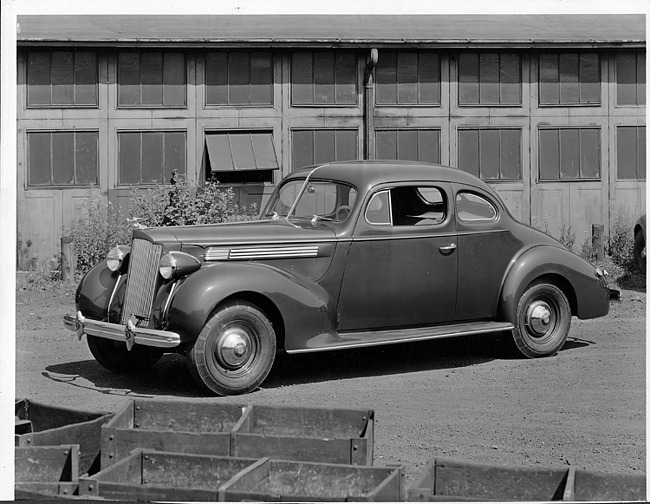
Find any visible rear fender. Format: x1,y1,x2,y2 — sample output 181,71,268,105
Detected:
500,245,608,322
166,262,335,348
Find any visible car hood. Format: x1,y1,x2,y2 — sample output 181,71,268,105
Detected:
133,219,337,248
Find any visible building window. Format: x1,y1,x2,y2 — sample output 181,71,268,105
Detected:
375,129,441,163
118,51,186,107
118,131,186,185
292,51,357,106
27,131,98,187
27,51,97,107
616,52,646,106
376,51,440,105
292,129,358,170
539,53,600,106
539,128,600,180
205,131,279,184
458,128,522,180
617,126,646,180
458,53,521,106
206,51,273,106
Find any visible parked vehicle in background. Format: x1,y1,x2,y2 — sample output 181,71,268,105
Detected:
634,214,646,274
64,161,614,396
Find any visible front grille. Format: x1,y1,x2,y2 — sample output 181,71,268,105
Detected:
121,238,163,325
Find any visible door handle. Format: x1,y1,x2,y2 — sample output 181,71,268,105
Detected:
439,243,457,254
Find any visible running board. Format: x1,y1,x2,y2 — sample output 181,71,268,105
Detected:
287,321,514,354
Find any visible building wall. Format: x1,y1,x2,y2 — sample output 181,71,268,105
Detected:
16,47,646,268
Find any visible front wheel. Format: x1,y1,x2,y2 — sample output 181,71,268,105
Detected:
511,282,571,358
187,301,276,396
87,335,164,373
634,231,646,273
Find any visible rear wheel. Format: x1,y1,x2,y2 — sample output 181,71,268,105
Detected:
187,301,276,396
511,282,571,358
87,335,164,373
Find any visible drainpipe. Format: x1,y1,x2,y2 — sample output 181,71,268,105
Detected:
364,48,379,160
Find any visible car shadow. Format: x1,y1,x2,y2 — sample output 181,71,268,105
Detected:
42,332,591,397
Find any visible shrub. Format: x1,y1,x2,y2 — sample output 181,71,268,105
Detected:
608,211,635,269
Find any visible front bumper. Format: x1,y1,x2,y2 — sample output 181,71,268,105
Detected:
64,311,181,350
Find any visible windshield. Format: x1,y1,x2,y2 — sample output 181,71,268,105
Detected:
263,179,358,223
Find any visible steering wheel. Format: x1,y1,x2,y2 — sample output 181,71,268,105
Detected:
335,205,351,221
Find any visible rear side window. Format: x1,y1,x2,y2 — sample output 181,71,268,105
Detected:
456,192,497,221
365,186,446,226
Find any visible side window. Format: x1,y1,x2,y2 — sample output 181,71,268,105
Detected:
365,186,447,226
456,192,497,222
366,190,391,225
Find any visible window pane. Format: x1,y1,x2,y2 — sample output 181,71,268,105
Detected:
314,52,335,104
637,54,646,105
51,52,74,105
27,52,51,105
52,132,75,184
141,52,163,105
639,126,646,179
206,52,228,104
142,132,163,183
376,130,398,160
459,53,479,105
164,132,186,181
539,129,559,180
500,53,521,104
292,130,314,169
75,132,98,185
419,130,440,163
250,52,273,105
617,126,639,180
457,192,497,221
335,53,357,105
335,130,357,161
616,53,637,105
419,53,440,104
398,53,418,104
314,130,335,163
539,54,559,105
580,129,600,178
74,52,97,105
501,129,521,179
119,132,141,184
28,132,51,185
163,52,185,106
376,51,397,105
480,129,500,179
292,53,313,104
398,130,418,161
119,53,140,106
559,53,579,104
458,130,479,178
229,52,250,104
580,53,599,104
479,54,500,104
560,129,580,178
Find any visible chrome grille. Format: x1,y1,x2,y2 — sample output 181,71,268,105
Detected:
121,238,163,325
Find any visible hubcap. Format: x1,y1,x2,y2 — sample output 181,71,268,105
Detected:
215,327,253,370
525,301,554,337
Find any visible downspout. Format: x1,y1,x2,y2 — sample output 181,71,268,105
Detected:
364,48,379,160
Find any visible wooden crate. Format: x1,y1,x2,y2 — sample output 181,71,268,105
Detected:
15,444,80,498
231,404,375,465
15,398,112,476
101,398,245,468
570,468,646,502
79,449,260,501
221,458,404,501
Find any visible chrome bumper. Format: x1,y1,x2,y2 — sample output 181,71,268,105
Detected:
63,311,181,350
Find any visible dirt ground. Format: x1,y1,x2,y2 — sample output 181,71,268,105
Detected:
14,279,646,489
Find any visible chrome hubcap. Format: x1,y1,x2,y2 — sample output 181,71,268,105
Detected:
215,327,253,370
526,301,554,337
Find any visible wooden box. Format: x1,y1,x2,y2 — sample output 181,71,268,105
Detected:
570,469,646,502
220,458,404,501
78,449,260,501
15,444,80,498
408,458,572,501
101,398,245,467
15,398,112,476
231,404,375,465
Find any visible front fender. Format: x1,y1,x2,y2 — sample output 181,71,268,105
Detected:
76,260,121,321
500,245,609,322
166,262,335,348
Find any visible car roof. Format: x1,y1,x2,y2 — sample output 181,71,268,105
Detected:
287,160,497,196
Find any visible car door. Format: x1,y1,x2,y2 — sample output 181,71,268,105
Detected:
336,182,458,331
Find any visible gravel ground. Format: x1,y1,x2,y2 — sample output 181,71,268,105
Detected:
15,279,646,491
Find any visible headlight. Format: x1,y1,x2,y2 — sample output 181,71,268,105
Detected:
106,245,129,273
159,251,201,280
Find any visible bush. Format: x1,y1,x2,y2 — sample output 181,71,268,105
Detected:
607,211,636,269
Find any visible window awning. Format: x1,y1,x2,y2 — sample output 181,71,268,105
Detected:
206,132,279,172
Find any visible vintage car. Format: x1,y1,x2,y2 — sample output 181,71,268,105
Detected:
634,213,646,274
64,160,612,396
